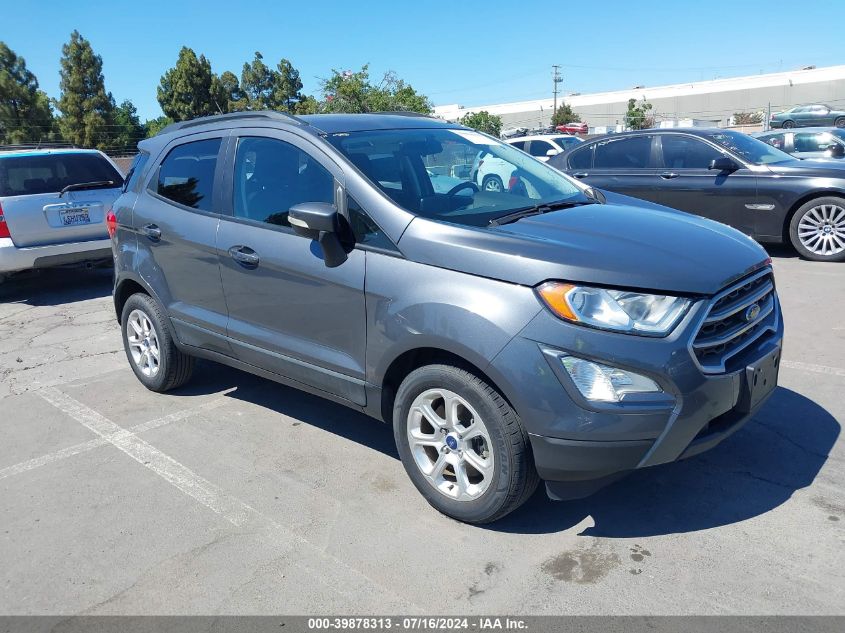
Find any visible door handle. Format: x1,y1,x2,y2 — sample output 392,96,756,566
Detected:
228,246,259,267
142,224,161,240
572,172,589,179
659,172,679,179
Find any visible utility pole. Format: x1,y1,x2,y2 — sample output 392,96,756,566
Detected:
552,65,562,124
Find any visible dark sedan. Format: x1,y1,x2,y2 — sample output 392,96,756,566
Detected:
550,128,845,261
769,104,845,129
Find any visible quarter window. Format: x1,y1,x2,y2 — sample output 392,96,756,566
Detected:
155,138,221,211
567,145,592,169
593,136,652,168
659,135,724,169
124,152,149,192
233,137,334,228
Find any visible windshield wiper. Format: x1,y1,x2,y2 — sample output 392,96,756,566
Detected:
58,180,115,197
488,199,595,227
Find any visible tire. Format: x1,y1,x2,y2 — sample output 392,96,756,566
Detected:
481,175,504,193
120,293,194,392
835,117,845,129
393,364,539,524
782,120,795,129
788,196,845,262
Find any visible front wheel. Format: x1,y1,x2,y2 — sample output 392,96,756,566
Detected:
393,364,538,523
789,197,845,262
121,293,195,392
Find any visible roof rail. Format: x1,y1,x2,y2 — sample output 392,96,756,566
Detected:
158,110,305,136
369,111,434,118
0,142,79,151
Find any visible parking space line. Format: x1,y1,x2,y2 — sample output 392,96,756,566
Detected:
35,386,416,609
0,398,228,482
781,360,845,378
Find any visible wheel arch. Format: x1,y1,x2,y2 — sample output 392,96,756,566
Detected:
782,189,845,243
377,345,517,425
113,272,162,324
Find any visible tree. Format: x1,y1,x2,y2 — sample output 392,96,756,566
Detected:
111,100,146,150
551,102,581,127
459,111,502,137
733,111,763,125
0,42,55,144
320,65,431,114
218,71,243,112
274,58,305,112
294,94,319,115
625,97,654,130
240,52,276,110
144,116,172,138
56,31,115,148
157,47,224,121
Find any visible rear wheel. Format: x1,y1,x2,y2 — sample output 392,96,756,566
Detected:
835,117,845,129
782,120,795,129
393,364,538,524
482,175,504,193
789,197,845,262
121,293,194,392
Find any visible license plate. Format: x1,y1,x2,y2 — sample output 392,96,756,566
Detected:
736,348,780,413
60,208,90,226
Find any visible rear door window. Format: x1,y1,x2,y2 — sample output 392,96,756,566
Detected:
0,152,124,196
567,145,593,169
659,135,724,169
593,136,653,168
154,138,222,212
529,140,554,157
793,132,833,153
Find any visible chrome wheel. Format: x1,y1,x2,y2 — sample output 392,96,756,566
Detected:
126,309,161,377
407,388,494,501
483,177,503,192
797,203,845,256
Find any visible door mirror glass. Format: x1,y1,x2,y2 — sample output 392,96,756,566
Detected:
546,148,560,157
828,144,845,158
708,157,739,172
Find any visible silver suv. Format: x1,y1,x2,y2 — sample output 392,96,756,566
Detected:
111,112,783,523
0,148,124,281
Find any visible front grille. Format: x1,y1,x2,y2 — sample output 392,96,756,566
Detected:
692,268,778,374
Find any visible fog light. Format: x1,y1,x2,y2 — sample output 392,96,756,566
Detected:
560,356,662,402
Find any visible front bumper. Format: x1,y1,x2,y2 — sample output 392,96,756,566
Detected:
489,292,784,498
0,237,112,274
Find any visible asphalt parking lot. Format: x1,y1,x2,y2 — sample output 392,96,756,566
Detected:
0,247,843,616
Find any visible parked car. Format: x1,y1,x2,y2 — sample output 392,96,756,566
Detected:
112,111,782,523
0,148,125,281
555,121,588,135
769,104,845,129
551,128,845,261
754,128,845,160
506,134,583,161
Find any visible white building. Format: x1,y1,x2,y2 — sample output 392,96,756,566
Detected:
433,65,845,132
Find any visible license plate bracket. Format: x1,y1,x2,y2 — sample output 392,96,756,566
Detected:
736,348,780,413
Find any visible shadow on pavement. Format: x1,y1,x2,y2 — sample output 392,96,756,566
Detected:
494,386,839,536
0,265,113,306
175,362,838,536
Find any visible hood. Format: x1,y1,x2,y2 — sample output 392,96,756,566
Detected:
398,203,769,295
765,158,845,178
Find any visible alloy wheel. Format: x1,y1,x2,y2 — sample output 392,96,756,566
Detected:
406,388,495,501
126,309,161,377
797,203,845,256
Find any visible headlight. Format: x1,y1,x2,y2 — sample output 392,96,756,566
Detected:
537,282,691,335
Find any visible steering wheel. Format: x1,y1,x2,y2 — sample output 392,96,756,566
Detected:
445,181,479,197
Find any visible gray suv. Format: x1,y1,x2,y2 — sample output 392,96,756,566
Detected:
111,112,784,523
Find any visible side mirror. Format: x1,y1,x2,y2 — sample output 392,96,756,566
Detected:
828,144,845,158
709,157,739,172
288,202,348,268
546,148,560,157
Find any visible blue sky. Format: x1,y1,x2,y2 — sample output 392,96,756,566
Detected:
3,0,842,121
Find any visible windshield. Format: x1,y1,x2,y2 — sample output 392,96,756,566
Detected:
325,127,588,227
707,130,793,165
